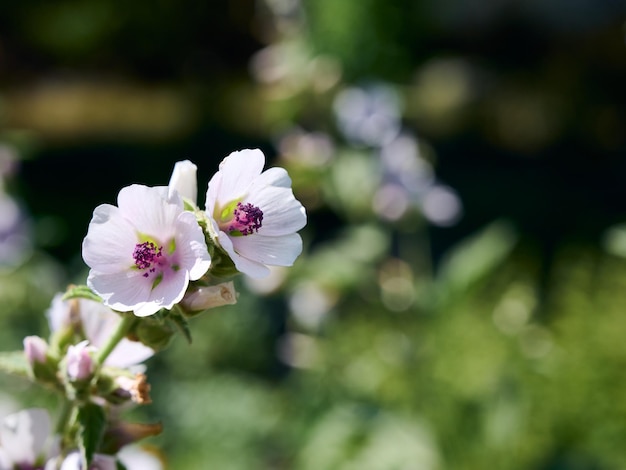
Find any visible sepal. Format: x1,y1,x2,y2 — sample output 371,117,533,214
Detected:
61,284,103,303
131,313,177,352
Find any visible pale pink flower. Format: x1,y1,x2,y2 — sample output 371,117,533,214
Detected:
205,149,307,278
82,185,211,317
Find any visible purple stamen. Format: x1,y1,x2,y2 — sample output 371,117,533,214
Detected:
133,241,163,277
228,202,263,236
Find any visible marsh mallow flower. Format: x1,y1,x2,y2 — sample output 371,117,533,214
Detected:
82,185,211,317
205,149,306,278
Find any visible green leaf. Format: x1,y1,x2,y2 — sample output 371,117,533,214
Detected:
62,285,103,303
0,351,31,378
77,403,106,468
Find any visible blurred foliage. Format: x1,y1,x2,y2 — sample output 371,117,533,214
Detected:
2,0,626,469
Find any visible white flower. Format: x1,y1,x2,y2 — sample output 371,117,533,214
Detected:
82,184,211,317
205,148,307,278
0,408,59,469
47,294,155,369
168,159,197,205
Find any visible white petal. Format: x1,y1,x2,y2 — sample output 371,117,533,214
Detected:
45,293,70,333
144,268,190,313
82,204,138,274
0,449,12,469
218,232,270,278
249,166,292,189
214,149,265,202
231,233,303,268
1,408,51,465
174,211,211,280
168,160,198,204
105,338,154,368
87,270,153,313
78,299,121,347
250,186,307,236
117,185,182,238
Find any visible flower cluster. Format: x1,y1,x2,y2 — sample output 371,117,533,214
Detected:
0,149,306,469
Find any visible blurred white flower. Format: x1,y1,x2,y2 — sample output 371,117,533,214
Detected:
333,83,402,147
0,408,59,469
47,294,155,369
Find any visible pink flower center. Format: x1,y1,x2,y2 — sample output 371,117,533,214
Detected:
228,202,263,236
133,241,163,277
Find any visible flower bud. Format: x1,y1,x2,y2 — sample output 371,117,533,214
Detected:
23,336,48,366
180,281,238,314
168,159,198,205
65,341,96,382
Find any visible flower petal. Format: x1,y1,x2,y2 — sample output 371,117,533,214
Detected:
1,408,51,465
231,233,303,267
217,232,270,278
250,186,307,236
105,338,155,368
168,160,198,204
174,211,211,280
117,185,182,239
249,166,292,189
214,149,265,202
82,204,137,274
87,270,153,313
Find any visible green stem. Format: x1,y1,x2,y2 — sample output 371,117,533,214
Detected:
95,313,136,365
55,398,75,435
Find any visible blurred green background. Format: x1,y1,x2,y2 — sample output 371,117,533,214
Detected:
2,0,626,468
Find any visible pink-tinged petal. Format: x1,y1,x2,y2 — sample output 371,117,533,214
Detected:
168,160,198,204
23,336,48,365
82,204,138,273
87,270,154,313
250,186,307,236
1,408,51,465
175,211,211,280
214,149,265,202
117,185,182,238
65,341,96,381
232,233,303,267
217,232,270,278
105,338,154,368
